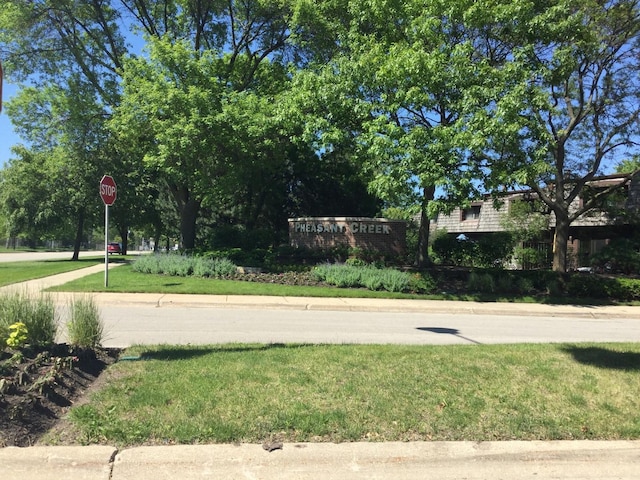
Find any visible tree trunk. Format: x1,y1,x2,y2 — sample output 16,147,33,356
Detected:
416,185,436,267
153,226,162,252
179,197,200,250
118,225,129,254
71,208,85,261
170,185,201,251
552,210,570,272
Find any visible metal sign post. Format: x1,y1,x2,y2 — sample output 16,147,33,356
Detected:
99,175,117,287
104,204,110,287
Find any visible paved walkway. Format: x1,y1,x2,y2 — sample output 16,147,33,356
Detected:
2,265,640,479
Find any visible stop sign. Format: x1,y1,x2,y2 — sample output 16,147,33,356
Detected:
99,175,117,206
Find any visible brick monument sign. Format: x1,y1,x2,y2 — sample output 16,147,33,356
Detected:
288,217,406,255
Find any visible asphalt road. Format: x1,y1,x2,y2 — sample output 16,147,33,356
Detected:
90,303,640,348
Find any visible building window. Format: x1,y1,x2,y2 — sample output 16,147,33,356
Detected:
461,205,481,221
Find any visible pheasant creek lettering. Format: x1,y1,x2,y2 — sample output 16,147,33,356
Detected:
294,222,391,234
288,217,407,255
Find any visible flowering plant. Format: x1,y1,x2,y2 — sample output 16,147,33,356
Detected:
6,322,28,348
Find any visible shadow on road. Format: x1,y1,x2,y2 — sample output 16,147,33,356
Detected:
417,327,482,345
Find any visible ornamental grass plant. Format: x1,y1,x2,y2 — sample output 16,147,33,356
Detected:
67,296,104,348
0,291,57,346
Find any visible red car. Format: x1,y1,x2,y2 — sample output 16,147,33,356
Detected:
107,242,122,255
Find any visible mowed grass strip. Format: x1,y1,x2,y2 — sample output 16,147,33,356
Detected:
47,263,421,299
59,343,640,446
0,259,102,287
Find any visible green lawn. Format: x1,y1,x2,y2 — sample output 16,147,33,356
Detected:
44,342,640,446
47,263,433,299
0,259,102,288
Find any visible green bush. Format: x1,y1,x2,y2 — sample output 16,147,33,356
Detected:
408,272,438,294
566,274,640,301
204,248,271,268
207,225,277,251
380,269,411,293
67,297,104,348
361,269,384,290
133,254,160,274
517,277,535,294
329,266,363,288
475,233,515,268
133,254,238,278
192,257,237,277
495,274,515,293
513,246,551,270
567,275,610,298
312,264,419,293
616,278,640,301
345,257,368,267
163,255,194,276
432,231,471,266
467,272,496,293
591,238,640,274
268,245,351,268
131,254,165,274
432,231,514,268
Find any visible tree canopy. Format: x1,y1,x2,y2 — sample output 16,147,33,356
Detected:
0,0,638,271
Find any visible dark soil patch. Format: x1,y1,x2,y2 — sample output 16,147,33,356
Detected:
0,345,119,447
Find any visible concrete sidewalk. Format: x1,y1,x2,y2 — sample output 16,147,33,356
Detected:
2,266,640,479
2,440,640,480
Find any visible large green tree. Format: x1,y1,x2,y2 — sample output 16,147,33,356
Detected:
308,0,639,270
294,0,505,266
467,0,640,272
110,1,352,249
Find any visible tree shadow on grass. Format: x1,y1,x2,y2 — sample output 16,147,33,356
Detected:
131,343,314,361
561,345,640,371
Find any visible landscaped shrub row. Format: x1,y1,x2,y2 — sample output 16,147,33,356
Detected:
132,253,640,302
195,245,406,272
431,231,516,268
566,275,640,301
132,254,237,277
462,269,640,301
132,255,436,293
311,264,435,294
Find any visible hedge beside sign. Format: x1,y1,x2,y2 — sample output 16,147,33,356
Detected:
289,217,406,255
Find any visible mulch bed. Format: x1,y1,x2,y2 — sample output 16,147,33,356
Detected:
0,345,119,447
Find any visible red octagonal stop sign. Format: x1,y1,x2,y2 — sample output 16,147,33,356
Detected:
99,175,117,206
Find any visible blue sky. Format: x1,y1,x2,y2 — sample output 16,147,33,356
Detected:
0,81,20,167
